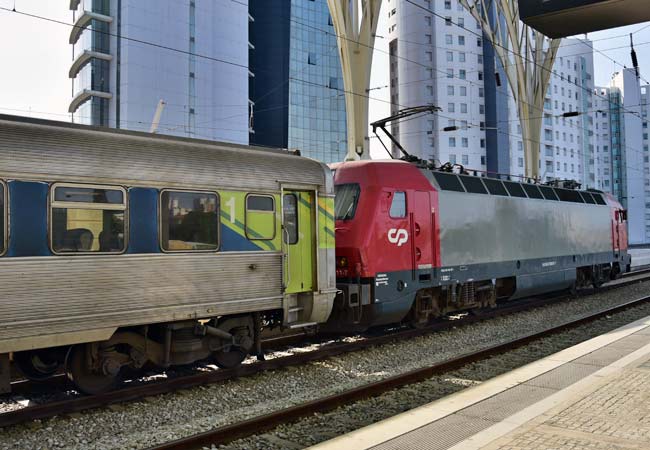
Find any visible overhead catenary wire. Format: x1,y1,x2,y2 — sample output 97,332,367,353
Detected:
403,0,648,124
1,4,648,165
0,6,250,71
0,5,347,143
2,3,645,129
290,14,648,148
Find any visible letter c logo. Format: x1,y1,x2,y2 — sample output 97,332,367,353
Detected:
388,228,409,247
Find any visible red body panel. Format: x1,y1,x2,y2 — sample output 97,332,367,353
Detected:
605,193,628,252
333,160,440,278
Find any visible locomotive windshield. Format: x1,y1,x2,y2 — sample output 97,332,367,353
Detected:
335,183,360,220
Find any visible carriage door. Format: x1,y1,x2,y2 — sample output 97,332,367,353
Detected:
282,191,315,293
412,191,433,281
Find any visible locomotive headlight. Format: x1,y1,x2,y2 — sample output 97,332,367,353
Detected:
337,256,348,268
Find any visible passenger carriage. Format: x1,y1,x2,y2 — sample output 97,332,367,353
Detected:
0,114,337,394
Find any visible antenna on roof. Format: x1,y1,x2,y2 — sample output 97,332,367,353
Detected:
150,99,166,134
630,34,640,80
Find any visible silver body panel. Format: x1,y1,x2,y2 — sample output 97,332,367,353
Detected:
437,191,612,267
0,115,331,194
0,252,282,353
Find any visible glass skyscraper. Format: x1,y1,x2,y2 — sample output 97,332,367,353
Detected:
68,0,251,144
249,0,347,163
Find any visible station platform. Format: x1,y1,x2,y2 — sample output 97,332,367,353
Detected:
311,315,650,450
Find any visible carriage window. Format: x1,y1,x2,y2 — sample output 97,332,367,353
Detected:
51,184,126,254
160,190,219,251
246,194,276,240
0,182,5,255
283,194,298,245
389,192,407,218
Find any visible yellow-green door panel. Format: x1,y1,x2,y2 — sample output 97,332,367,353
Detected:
284,191,315,293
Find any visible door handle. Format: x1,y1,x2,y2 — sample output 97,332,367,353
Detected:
282,226,291,286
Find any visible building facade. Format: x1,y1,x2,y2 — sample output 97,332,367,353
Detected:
249,0,347,163
386,1,595,184
68,0,251,144
593,69,647,245
507,39,595,187
641,85,650,242
388,0,496,169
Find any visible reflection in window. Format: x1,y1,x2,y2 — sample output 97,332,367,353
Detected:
390,192,407,218
51,184,126,253
335,184,360,220
247,195,274,212
161,191,218,251
283,194,298,245
246,195,276,240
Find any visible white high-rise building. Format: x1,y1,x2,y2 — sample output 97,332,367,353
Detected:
593,74,650,245
388,0,489,169
68,0,251,144
593,88,613,192
641,85,650,241
507,39,595,187
387,1,596,186
610,69,646,244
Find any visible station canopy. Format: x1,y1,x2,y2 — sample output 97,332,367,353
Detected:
519,0,650,38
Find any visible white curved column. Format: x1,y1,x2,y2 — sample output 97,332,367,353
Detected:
327,0,382,160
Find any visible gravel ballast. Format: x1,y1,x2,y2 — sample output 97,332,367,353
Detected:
1,280,650,450
229,300,650,449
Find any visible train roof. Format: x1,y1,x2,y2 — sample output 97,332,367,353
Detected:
332,159,618,208
0,114,332,194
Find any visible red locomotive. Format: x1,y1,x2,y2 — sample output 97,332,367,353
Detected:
327,159,631,332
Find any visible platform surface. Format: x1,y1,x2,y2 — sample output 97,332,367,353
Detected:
310,314,650,450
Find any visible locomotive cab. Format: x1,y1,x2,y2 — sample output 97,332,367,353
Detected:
326,160,440,332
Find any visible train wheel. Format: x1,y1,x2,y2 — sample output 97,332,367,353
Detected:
213,317,254,369
65,345,122,394
14,350,60,381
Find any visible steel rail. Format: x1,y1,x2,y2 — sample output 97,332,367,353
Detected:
1,270,649,429
147,292,650,450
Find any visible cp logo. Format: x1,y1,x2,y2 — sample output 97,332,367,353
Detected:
388,228,409,247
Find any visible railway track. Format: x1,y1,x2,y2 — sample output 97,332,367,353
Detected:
1,269,648,430
148,292,650,450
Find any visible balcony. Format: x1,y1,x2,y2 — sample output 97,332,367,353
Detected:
68,89,112,114
69,10,113,45
69,50,112,79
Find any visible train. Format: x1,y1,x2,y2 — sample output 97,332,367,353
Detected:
0,114,631,394
326,159,631,332
0,114,336,394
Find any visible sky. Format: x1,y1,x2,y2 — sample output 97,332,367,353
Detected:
0,0,649,159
